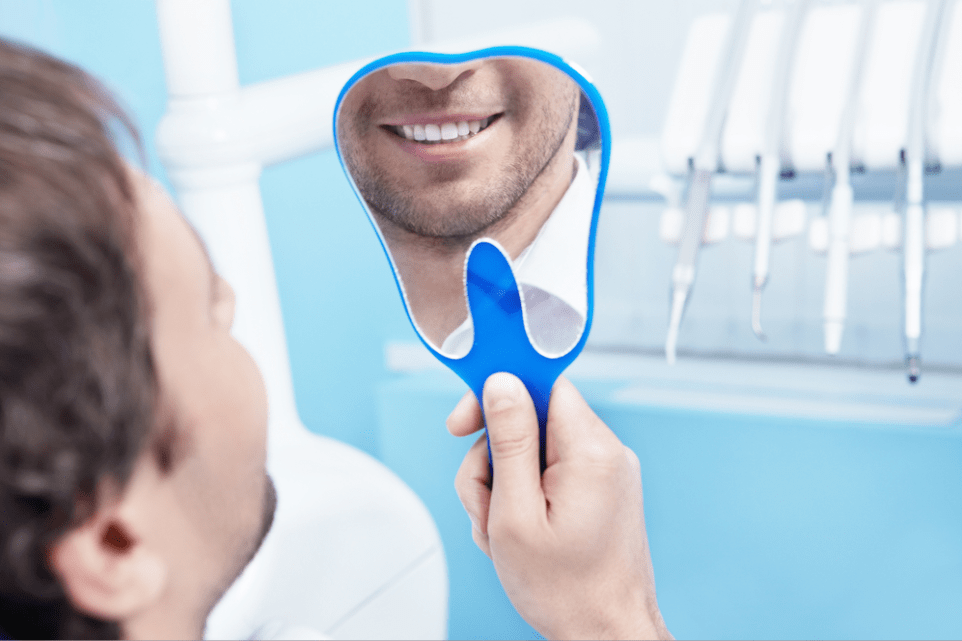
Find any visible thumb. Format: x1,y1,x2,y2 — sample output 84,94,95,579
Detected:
483,373,544,520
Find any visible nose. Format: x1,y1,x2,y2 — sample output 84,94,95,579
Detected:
386,61,483,91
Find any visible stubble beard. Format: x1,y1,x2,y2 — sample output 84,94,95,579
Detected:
205,475,277,619
347,96,577,248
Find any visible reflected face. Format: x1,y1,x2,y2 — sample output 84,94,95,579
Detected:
335,53,604,361
337,58,580,241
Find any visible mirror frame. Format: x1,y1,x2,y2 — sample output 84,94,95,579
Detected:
333,46,611,367
335,46,609,463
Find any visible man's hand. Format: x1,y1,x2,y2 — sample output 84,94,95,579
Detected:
446,373,671,640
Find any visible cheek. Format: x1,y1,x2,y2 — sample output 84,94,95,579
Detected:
181,336,268,494
176,338,269,555
512,71,575,138
222,338,269,469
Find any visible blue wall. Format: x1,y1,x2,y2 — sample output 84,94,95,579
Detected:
379,369,962,640
0,0,415,457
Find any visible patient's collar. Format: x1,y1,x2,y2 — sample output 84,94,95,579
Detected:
439,151,596,358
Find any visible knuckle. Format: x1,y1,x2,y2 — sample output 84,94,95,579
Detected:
484,392,530,426
576,440,635,488
488,429,537,461
625,446,641,473
454,462,471,500
454,458,467,484
623,448,643,489
454,435,492,500
454,482,469,510
582,438,622,469
472,528,491,558
455,472,490,515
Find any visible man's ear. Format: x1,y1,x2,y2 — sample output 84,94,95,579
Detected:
48,501,168,621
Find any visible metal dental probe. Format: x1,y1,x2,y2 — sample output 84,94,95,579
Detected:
666,0,759,365
900,0,949,383
822,0,877,355
751,0,811,340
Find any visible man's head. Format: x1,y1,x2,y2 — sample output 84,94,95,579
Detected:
0,39,274,639
336,56,580,244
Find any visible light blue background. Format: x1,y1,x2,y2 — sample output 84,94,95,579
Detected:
380,370,962,640
5,2,962,640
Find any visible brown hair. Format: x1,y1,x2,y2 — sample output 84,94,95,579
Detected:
0,38,157,639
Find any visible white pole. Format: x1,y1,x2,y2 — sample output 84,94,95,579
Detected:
155,0,301,444
156,0,239,96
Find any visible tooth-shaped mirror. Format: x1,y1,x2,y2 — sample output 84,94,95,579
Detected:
335,47,609,468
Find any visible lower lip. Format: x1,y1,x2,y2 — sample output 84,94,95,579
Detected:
387,119,498,163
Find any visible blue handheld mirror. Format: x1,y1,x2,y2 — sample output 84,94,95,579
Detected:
334,47,610,470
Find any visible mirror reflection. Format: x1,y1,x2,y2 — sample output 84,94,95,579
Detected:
336,55,602,358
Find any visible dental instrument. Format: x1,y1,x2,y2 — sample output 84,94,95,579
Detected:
822,0,877,355
899,0,950,383
666,0,758,364
751,0,811,340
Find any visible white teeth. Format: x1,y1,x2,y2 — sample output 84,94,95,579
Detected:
440,122,459,140
394,116,495,143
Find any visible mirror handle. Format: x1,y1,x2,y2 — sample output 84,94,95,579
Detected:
440,241,570,475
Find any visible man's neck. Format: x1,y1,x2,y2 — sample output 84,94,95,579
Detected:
121,588,208,640
123,616,205,640
380,153,576,349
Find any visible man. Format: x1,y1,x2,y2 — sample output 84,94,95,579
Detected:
0,39,670,640
0,38,275,640
336,57,597,357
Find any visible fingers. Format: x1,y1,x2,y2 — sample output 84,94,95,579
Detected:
472,523,491,558
482,373,544,523
456,374,548,567
446,390,483,436
545,376,621,468
450,390,491,558
455,432,492,555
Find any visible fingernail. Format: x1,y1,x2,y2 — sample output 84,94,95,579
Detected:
484,373,522,413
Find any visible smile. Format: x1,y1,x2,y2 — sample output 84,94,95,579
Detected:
384,115,501,144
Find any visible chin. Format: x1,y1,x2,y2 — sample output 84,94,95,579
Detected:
203,480,275,622
251,474,278,560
